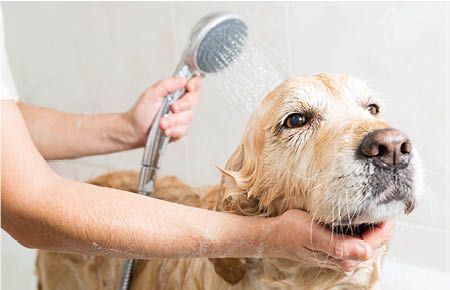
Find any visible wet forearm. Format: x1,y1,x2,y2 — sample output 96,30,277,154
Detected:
18,102,140,160
4,173,269,259
3,101,271,260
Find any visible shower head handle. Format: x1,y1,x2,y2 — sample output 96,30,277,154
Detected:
140,11,248,178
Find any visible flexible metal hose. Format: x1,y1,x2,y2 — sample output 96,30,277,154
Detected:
117,67,193,290
118,259,134,290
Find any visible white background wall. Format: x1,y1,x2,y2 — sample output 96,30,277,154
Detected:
2,2,449,289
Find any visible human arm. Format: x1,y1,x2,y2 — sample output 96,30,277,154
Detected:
3,100,268,259
17,77,201,160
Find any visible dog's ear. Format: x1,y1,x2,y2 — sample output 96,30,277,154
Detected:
222,116,266,201
210,258,247,285
215,167,246,200
209,121,266,285
208,168,249,285
216,143,264,216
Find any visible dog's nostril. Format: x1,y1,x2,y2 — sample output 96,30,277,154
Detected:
400,140,412,154
359,128,412,168
377,145,387,157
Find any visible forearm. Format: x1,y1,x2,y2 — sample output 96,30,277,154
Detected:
2,101,266,259
3,174,268,259
18,102,141,160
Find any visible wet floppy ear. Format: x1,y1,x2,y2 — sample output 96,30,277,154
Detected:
216,124,265,214
216,166,246,203
208,159,249,285
209,125,265,285
223,120,265,199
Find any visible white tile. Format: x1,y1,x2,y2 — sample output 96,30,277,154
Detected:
387,221,450,272
380,259,450,290
3,2,175,114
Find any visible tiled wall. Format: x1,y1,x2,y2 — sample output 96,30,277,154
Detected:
2,2,449,290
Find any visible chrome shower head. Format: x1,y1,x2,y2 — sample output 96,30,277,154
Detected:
181,12,248,74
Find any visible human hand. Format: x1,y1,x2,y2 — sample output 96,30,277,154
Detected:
361,219,395,257
124,76,202,145
264,210,376,272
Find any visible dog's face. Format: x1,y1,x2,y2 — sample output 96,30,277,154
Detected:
221,73,422,235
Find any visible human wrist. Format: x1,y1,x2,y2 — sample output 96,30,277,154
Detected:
117,111,147,148
214,215,275,258
256,215,285,258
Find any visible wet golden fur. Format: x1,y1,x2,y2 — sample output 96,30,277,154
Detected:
36,74,421,290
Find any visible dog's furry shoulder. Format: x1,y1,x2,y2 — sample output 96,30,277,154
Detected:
88,170,202,207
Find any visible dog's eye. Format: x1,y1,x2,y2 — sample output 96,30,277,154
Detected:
367,104,379,115
284,113,308,128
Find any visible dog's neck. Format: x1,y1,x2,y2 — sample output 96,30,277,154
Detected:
208,179,377,290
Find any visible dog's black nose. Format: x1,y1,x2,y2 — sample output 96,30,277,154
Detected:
359,128,412,168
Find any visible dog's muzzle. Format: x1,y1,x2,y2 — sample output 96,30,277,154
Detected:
358,128,416,210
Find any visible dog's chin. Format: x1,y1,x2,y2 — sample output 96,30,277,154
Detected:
328,200,406,238
354,200,407,224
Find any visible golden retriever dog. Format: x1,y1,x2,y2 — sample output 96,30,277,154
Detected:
36,73,422,290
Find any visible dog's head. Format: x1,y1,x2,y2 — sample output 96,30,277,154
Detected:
219,73,422,234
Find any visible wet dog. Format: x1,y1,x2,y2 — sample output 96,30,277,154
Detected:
36,74,422,290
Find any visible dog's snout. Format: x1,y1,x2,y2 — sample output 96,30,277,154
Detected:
359,128,412,168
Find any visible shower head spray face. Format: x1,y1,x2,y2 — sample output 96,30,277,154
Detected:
183,12,248,74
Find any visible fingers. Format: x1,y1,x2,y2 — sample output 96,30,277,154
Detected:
186,77,202,92
149,77,187,98
165,125,188,141
306,223,372,261
171,77,202,113
361,220,395,249
159,111,193,139
170,91,201,113
160,111,193,130
303,247,364,273
154,77,202,141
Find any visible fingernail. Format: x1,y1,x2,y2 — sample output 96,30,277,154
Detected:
344,270,354,277
357,244,369,260
160,115,170,128
165,129,172,136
